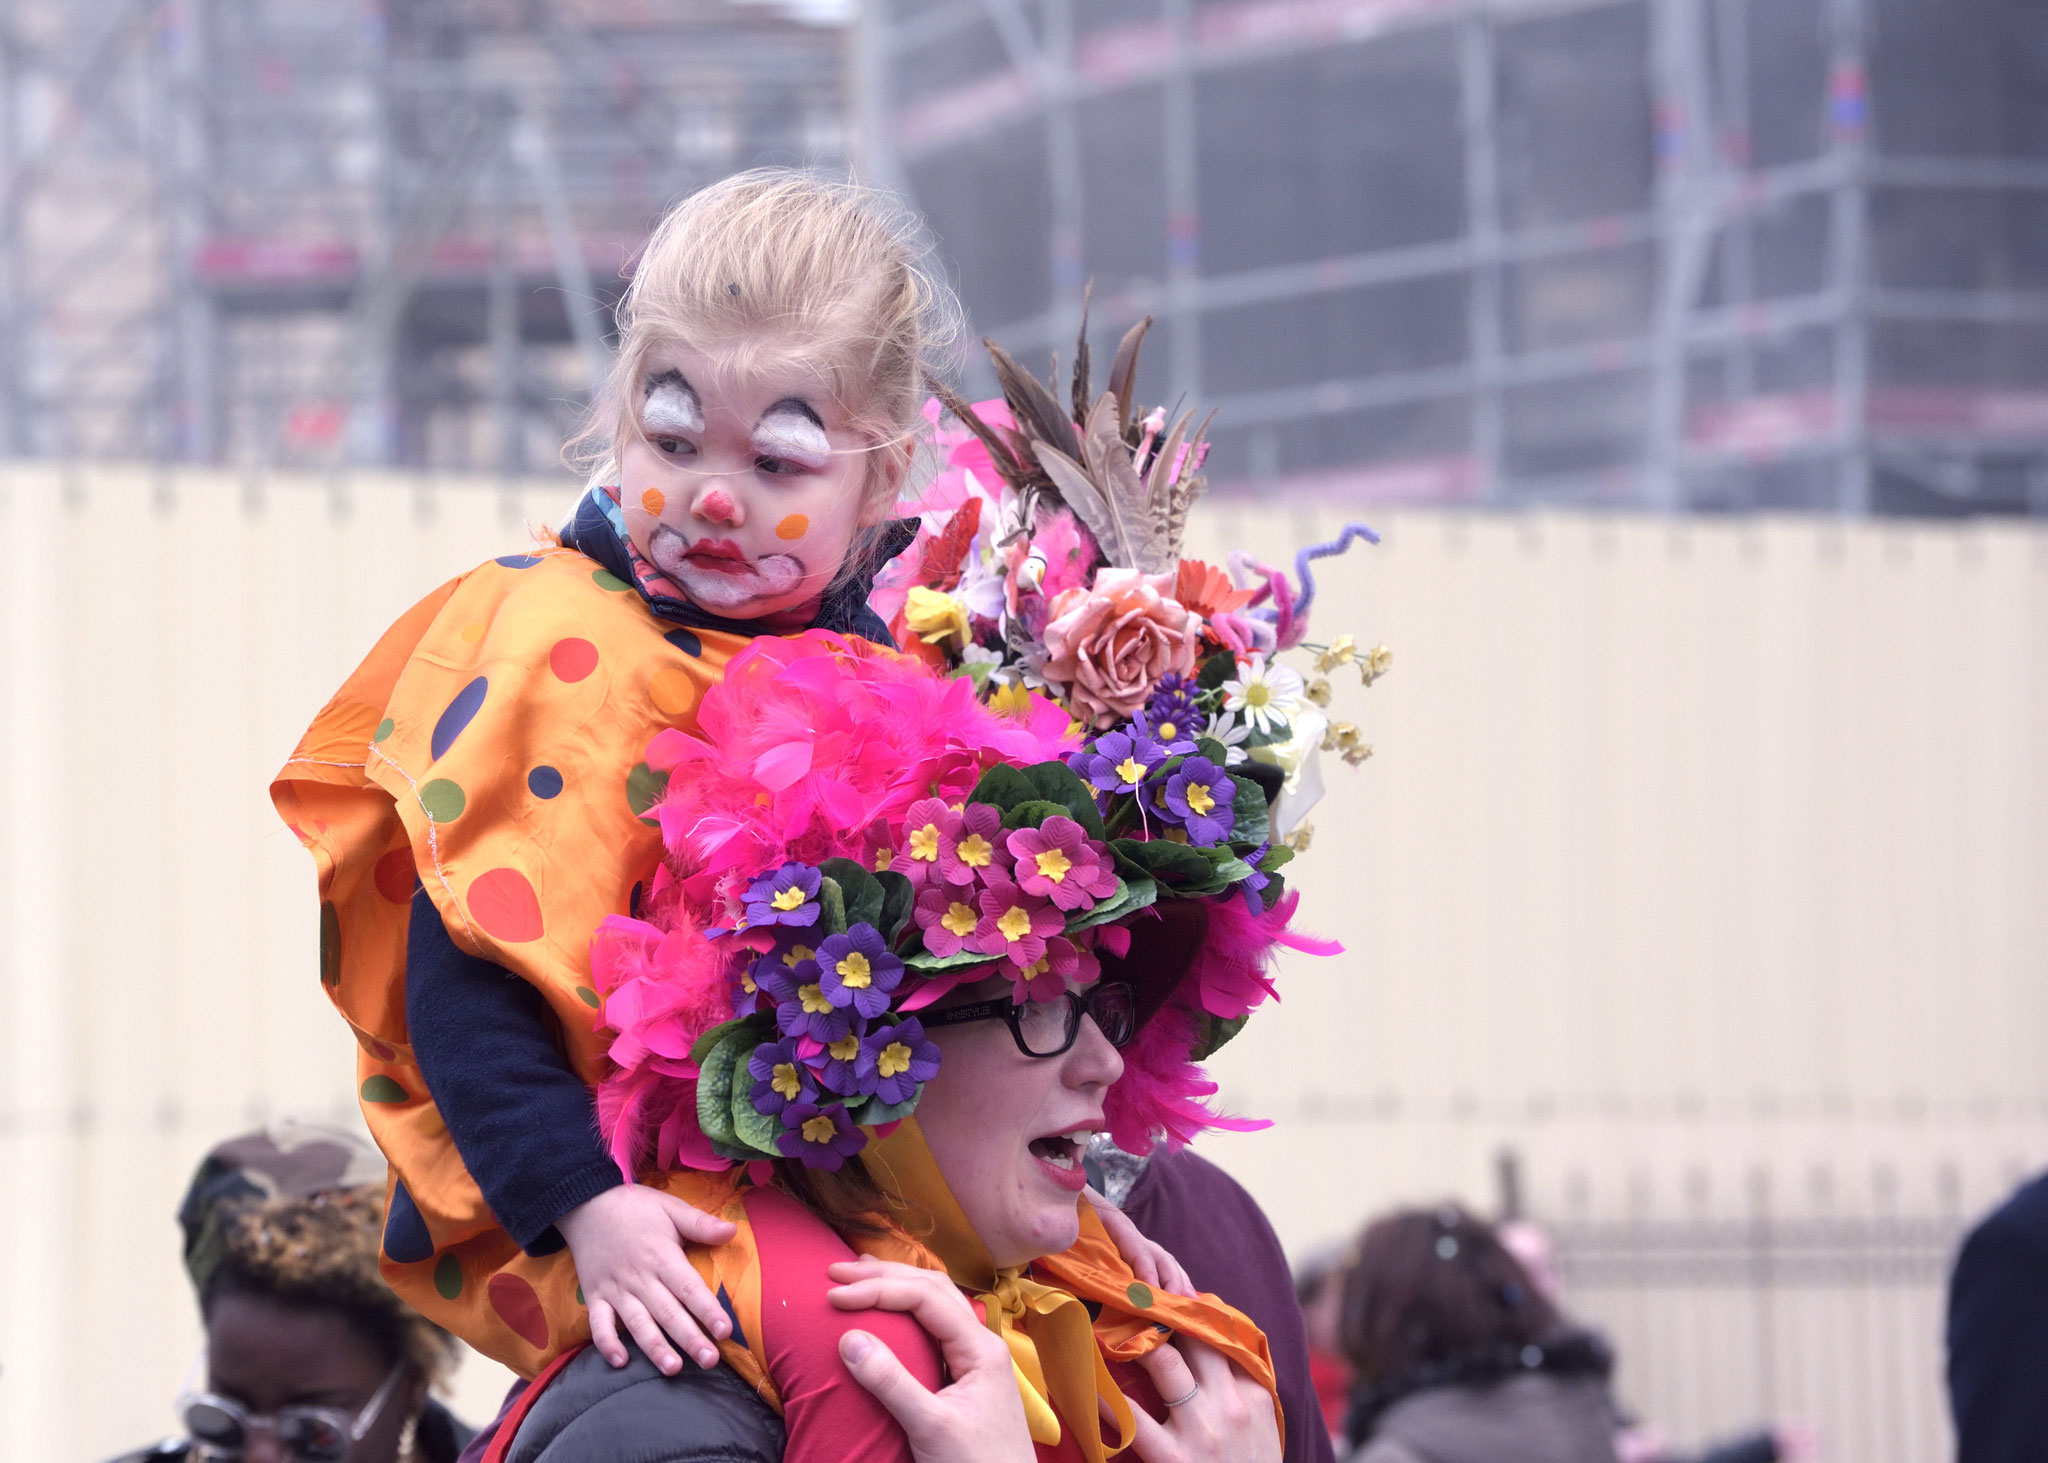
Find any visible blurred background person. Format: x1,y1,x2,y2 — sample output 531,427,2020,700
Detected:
1946,1170,2048,1463
107,1122,473,1463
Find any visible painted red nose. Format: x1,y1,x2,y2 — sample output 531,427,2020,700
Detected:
698,486,738,523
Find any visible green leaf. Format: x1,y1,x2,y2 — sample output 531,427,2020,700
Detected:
1189,1011,1250,1063
905,946,999,974
849,1092,922,1127
1201,852,1255,886
1112,837,1219,889
1002,798,1076,832
1196,649,1236,691
817,877,848,937
1194,737,1230,764
731,1074,787,1159
875,869,915,943
1256,843,1295,872
1021,761,1106,840
695,1028,751,1148
820,859,884,931
966,762,1038,814
690,1016,750,1067
1064,875,1158,935
1227,775,1271,849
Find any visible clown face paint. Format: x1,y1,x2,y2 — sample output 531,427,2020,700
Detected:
617,341,890,621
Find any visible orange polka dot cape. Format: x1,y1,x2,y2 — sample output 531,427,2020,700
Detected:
269,534,905,1372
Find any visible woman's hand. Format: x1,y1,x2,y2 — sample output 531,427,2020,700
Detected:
1086,1187,1196,1298
556,1184,737,1373
1126,1332,1281,1463
826,1257,1035,1463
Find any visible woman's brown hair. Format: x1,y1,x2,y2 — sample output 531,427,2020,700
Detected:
1336,1204,1563,1386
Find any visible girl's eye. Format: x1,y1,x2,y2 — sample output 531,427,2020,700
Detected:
654,435,694,457
756,456,801,477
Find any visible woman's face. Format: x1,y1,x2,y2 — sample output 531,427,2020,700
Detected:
616,338,890,621
915,984,1125,1269
203,1289,419,1463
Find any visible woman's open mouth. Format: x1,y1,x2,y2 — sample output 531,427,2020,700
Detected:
1028,1131,1091,1192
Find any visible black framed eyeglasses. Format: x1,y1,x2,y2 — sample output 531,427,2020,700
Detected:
922,981,1138,1058
178,1361,406,1462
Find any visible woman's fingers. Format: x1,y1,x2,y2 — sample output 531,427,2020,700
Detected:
586,1298,629,1368
614,1295,682,1376
839,1330,943,1437
1135,1336,1201,1407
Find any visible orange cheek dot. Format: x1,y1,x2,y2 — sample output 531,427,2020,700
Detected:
775,513,810,541
640,488,666,516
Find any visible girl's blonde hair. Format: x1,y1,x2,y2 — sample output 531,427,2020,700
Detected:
572,168,962,525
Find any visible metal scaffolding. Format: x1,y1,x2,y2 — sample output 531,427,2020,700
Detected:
0,0,847,472
861,0,2048,515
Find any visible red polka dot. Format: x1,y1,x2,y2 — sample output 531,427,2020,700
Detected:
374,848,416,904
550,637,599,683
487,1273,550,1350
468,868,544,942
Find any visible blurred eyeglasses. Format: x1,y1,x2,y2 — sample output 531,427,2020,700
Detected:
922,980,1137,1058
178,1360,405,1462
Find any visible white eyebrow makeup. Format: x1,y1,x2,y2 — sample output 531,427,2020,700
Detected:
752,401,832,469
642,369,703,435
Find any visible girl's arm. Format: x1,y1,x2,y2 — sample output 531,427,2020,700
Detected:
407,890,736,1371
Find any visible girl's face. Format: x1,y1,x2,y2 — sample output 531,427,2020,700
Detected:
914,983,1125,1269
617,339,892,621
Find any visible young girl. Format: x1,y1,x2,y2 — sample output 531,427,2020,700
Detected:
271,169,955,1380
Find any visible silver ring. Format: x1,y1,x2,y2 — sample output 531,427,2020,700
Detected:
1162,1383,1202,1408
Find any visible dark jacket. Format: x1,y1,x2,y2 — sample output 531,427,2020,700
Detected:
1948,1170,2048,1463
1345,1372,1621,1463
502,1345,784,1463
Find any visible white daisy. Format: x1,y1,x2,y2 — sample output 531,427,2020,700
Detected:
1220,653,1304,736
1201,709,1251,766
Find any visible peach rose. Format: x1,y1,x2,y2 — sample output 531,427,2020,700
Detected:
1041,568,1203,728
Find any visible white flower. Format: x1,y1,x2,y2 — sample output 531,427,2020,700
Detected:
1250,706,1327,836
1201,709,1250,766
958,641,1002,669
1220,653,1304,736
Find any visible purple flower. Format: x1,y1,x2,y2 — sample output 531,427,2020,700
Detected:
1134,706,1198,756
1241,841,1272,912
747,1036,817,1117
773,964,851,1044
1144,674,1204,744
859,1018,942,1106
1005,816,1119,911
1157,755,1236,845
743,862,823,929
815,1022,878,1098
776,1101,866,1171
752,943,820,1008
817,923,903,1019
1074,729,1167,798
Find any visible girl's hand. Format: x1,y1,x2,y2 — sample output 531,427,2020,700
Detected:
1127,1333,1281,1463
826,1258,1035,1463
556,1184,738,1373
1086,1186,1196,1298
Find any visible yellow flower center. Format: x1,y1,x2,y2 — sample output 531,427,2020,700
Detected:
1019,956,1049,979
877,1042,913,1079
957,832,993,868
996,904,1033,943
799,983,831,1014
802,1114,837,1145
782,943,815,968
836,951,873,988
1157,720,1179,741
771,885,808,911
908,823,940,862
771,1062,802,1100
873,846,894,871
1244,683,1272,708
828,1033,861,1062
1164,827,1189,844
740,967,758,994
1185,782,1215,815
1116,756,1143,785
941,901,978,937
1034,847,1072,883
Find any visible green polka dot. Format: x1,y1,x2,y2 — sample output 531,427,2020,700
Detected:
434,1253,464,1300
575,986,601,1009
420,778,466,821
626,761,670,822
575,1284,585,1306
361,1074,409,1104
374,717,394,742
319,901,342,988
592,569,632,592
1125,1281,1154,1310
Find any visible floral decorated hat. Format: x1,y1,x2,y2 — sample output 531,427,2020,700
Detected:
591,314,1387,1176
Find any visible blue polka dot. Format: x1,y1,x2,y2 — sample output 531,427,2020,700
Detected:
665,628,703,656
495,554,542,569
383,1182,435,1264
528,765,564,799
431,677,488,760
629,881,645,917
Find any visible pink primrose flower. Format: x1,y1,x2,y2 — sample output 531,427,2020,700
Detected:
969,876,1062,967
1005,816,1118,911
1004,934,1099,1004
897,797,959,887
938,802,1005,887
913,884,984,959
